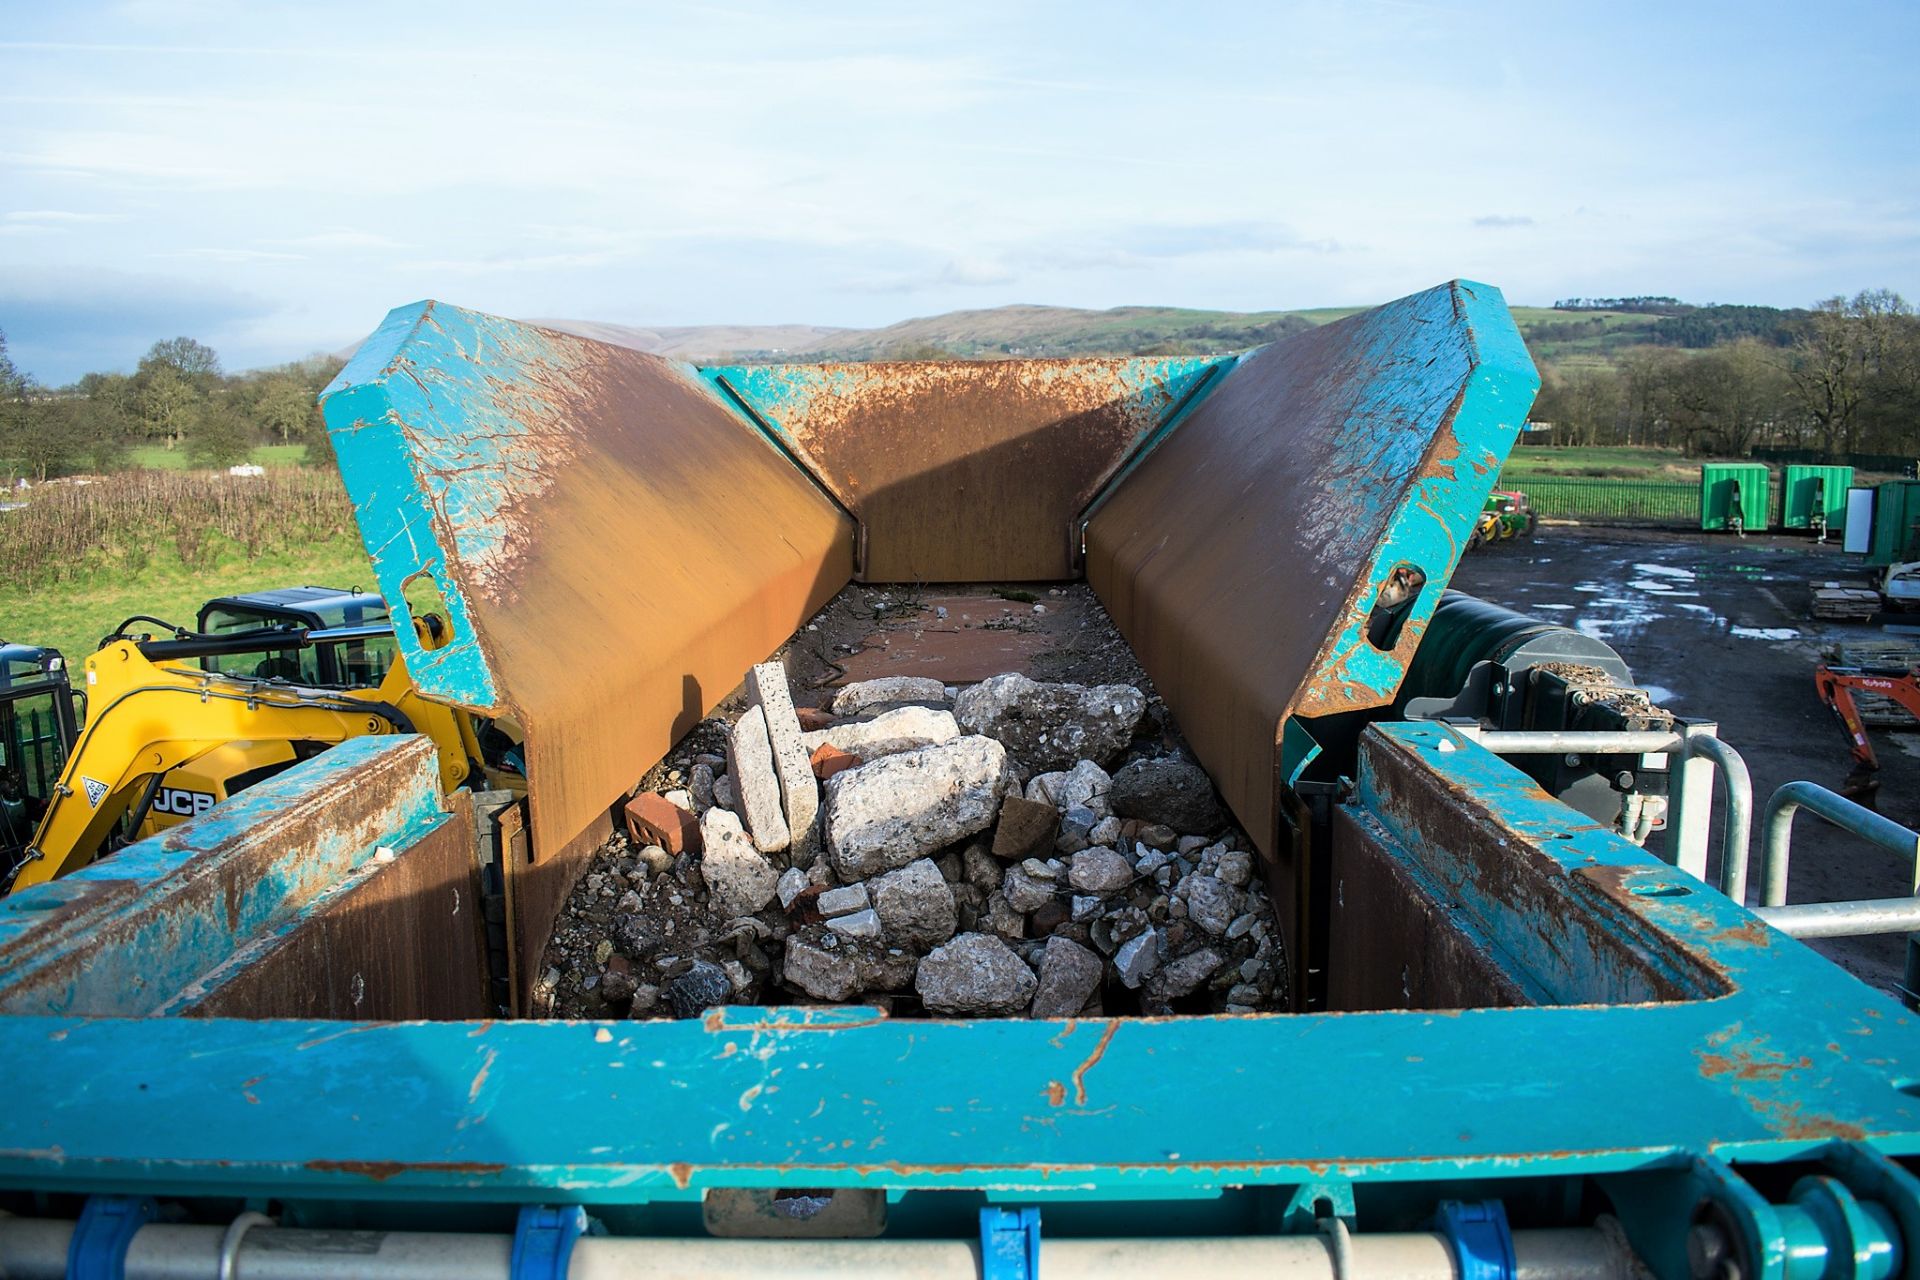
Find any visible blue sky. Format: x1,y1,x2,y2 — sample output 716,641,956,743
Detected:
3,0,1917,384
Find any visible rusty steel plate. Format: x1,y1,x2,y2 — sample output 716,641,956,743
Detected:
1085,281,1537,908
703,357,1221,582
321,304,856,975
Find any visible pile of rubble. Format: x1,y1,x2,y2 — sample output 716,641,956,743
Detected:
538,666,1286,1020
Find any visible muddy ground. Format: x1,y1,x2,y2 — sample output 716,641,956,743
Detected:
1453,524,1920,994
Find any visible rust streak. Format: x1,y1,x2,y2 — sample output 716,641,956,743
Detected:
1070,1020,1119,1107
305,1159,507,1182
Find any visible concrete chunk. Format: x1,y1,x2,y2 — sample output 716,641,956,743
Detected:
824,736,1009,880
725,704,791,854
915,932,1037,1014
831,677,949,718
1030,936,1103,1017
869,859,958,948
699,808,781,918
954,674,1145,771
803,705,960,762
747,661,820,869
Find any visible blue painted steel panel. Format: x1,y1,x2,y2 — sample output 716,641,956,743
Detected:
1,728,1915,1205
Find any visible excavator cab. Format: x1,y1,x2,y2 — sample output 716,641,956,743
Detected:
196,586,398,687
0,644,81,875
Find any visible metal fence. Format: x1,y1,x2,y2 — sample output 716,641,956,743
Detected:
1516,478,1700,525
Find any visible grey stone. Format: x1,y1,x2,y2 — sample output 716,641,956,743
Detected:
712,773,738,813
831,676,949,717
1109,759,1226,835
1028,759,1113,810
1054,806,1097,854
824,736,1009,880
984,892,1026,940
803,706,960,762
869,859,958,948
1071,895,1102,922
1150,947,1224,999
1068,847,1134,893
638,844,674,877
915,933,1038,1014
1113,928,1163,988
748,661,821,868
1024,937,1098,1017
725,705,791,853
599,968,637,1005
689,762,716,813
777,865,809,910
1176,834,1209,855
1019,857,1058,880
1089,816,1123,846
1184,875,1238,936
963,843,1003,893
1225,912,1260,940
664,959,733,1017
1228,982,1263,1006
784,933,863,1001
953,674,1146,772
827,908,882,939
1002,865,1058,913
1136,823,1179,851
816,883,871,918
1217,849,1253,887
699,808,781,918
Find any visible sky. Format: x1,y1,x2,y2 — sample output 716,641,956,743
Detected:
2,1,1918,384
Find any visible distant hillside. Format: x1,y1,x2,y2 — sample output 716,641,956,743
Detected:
529,304,1317,363
335,298,1812,368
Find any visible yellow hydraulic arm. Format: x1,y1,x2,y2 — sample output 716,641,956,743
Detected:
6,639,482,893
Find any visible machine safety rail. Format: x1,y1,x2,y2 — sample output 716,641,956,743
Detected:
1454,727,1755,900
1745,782,1920,940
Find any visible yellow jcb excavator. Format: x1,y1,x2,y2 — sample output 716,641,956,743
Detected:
0,588,520,894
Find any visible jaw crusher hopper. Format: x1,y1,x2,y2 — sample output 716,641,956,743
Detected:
2,281,1919,1280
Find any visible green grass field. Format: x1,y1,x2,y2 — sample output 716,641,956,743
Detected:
1498,444,1724,483
1,535,374,664
125,443,309,470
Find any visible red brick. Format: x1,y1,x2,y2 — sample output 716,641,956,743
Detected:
624,791,701,854
795,706,835,731
809,743,861,780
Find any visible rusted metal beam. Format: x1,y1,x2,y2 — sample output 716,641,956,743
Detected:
1084,280,1538,968
321,305,857,985
704,358,1222,582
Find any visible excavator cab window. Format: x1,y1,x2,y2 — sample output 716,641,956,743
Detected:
195,589,397,689
199,607,318,684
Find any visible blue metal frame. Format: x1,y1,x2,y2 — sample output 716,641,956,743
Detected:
0,726,1915,1209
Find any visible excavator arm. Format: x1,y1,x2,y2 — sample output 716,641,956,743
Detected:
1814,660,1920,791
5,638,482,893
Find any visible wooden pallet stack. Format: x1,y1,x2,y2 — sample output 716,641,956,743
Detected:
1812,580,1884,620
1835,638,1920,726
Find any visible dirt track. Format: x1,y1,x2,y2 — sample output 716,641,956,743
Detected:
1453,524,1920,994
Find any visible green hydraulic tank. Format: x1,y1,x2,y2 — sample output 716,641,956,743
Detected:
1700,462,1770,532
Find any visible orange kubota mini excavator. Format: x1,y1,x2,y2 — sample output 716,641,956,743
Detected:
1815,657,1920,797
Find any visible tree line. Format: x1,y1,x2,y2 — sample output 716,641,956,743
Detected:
0,332,343,483
1530,291,1920,458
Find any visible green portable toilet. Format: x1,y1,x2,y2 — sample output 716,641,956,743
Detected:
1868,479,1920,567
1782,464,1853,534
1700,462,1770,533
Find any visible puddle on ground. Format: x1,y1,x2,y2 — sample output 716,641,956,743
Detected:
1634,563,1696,581
1730,626,1799,641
